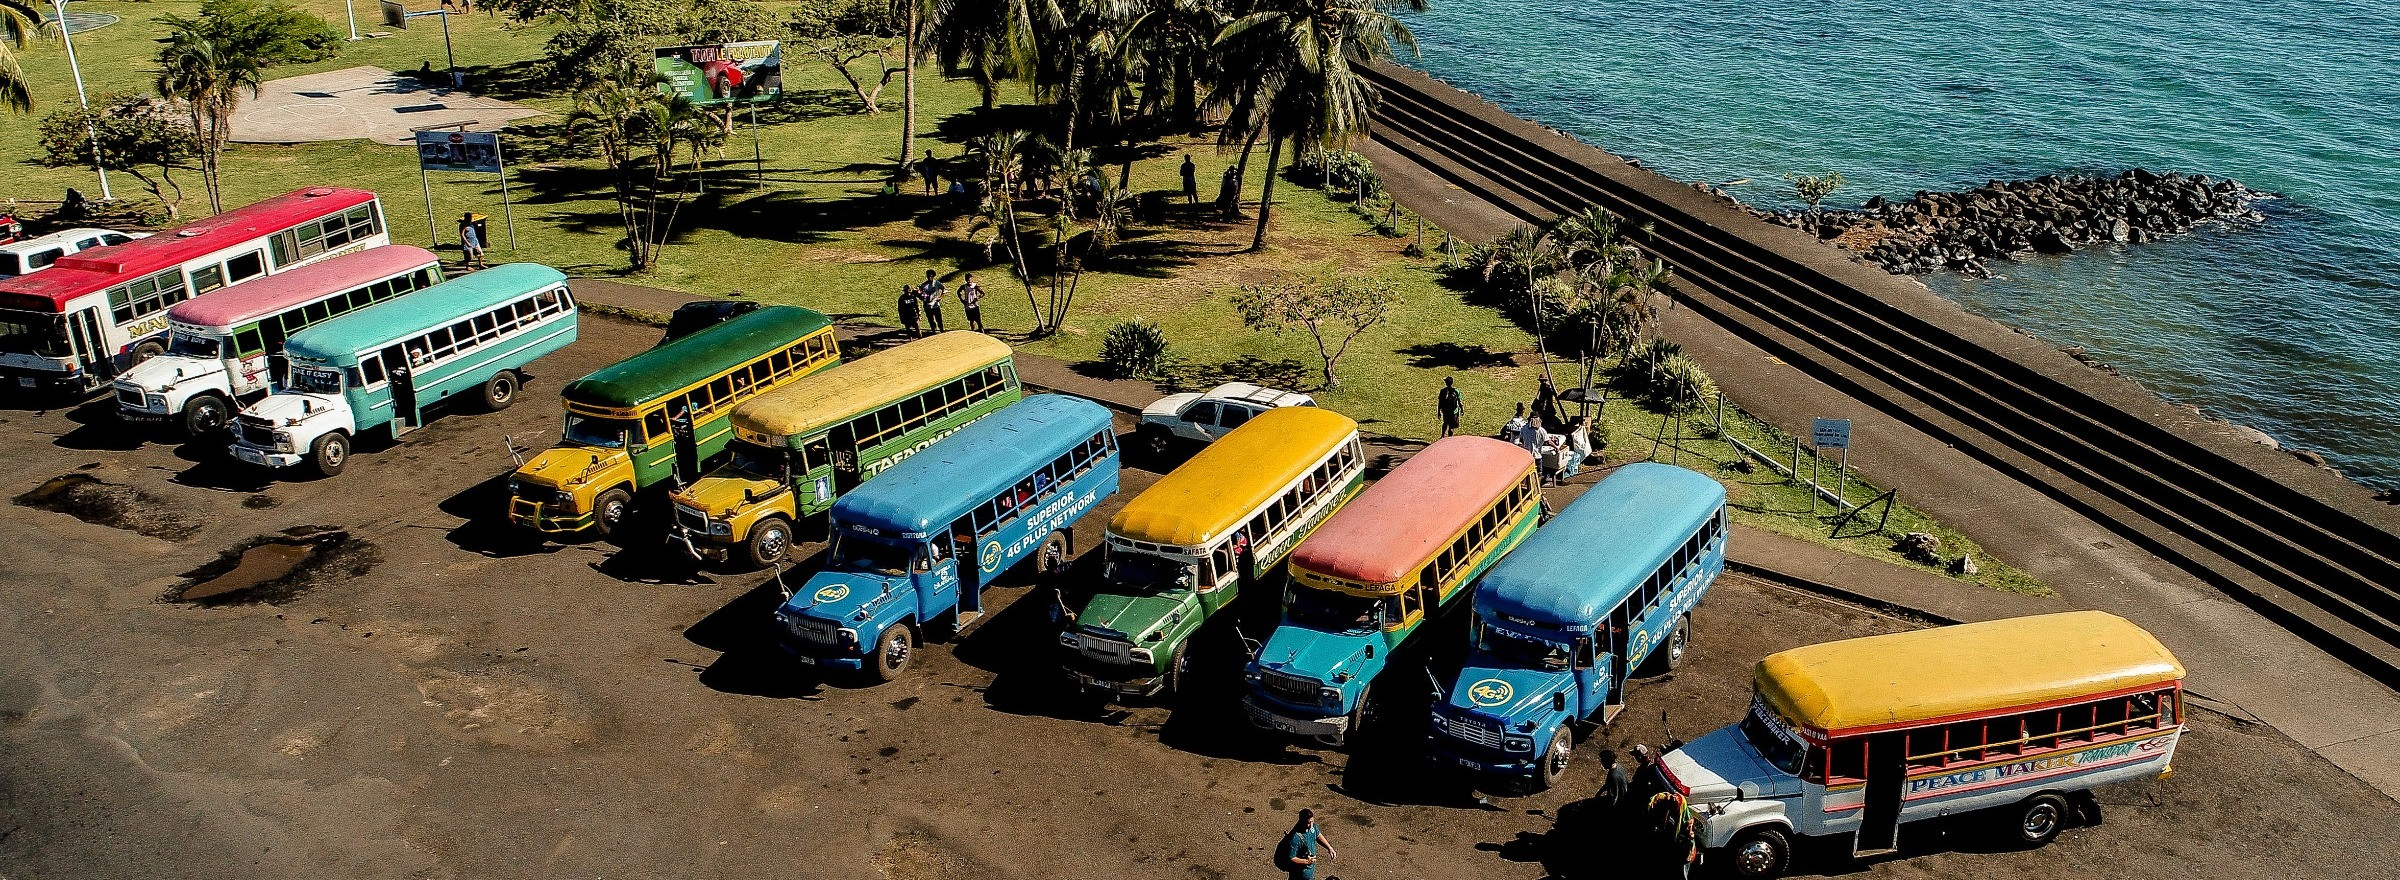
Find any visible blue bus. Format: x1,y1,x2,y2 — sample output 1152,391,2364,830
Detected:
1429,462,1728,791
228,263,576,476
772,394,1120,682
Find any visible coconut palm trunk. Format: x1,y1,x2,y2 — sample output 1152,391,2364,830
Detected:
1247,135,1282,252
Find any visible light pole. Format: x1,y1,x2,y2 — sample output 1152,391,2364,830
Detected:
343,0,359,40
52,0,113,201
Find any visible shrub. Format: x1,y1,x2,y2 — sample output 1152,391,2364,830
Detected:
1611,342,1716,413
1098,319,1171,380
1295,150,1380,200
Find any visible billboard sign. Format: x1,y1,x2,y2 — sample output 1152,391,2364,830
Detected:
653,41,783,106
416,130,502,173
381,0,406,29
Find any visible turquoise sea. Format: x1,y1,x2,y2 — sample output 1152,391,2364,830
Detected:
1403,1,2400,489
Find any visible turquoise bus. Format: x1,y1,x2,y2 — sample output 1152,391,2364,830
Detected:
229,263,577,476
1429,462,1728,790
774,394,1120,682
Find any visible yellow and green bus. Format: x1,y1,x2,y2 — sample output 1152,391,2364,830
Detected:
507,305,841,538
672,330,1021,568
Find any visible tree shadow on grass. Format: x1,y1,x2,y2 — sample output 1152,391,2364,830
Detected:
1158,356,1312,394
1399,341,1521,370
452,59,553,103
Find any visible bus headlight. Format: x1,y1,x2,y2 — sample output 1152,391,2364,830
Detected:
274,433,297,453
1129,648,1153,664
1058,632,1081,649
837,628,859,647
1505,736,1534,753
1318,686,1342,708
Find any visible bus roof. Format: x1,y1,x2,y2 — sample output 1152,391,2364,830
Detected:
1109,406,1358,549
734,331,1012,438
1756,611,2185,735
0,188,378,309
169,246,439,328
832,394,1113,536
563,305,833,409
285,263,567,358
1290,436,1532,587
1477,462,1727,626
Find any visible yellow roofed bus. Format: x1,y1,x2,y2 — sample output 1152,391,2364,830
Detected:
1660,611,2184,879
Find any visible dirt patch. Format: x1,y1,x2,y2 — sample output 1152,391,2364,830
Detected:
872,828,988,880
168,526,381,605
242,494,279,509
15,473,203,541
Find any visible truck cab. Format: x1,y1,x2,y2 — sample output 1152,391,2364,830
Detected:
1243,582,1399,744
228,358,358,475
774,524,962,679
1430,613,1610,790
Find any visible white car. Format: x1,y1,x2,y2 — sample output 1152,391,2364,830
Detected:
1135,382,1315,453
0,228,148,279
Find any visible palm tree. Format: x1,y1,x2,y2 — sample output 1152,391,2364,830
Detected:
154,15,265,214
568,66,698,270
1215,0,1421,252
1,0,38,113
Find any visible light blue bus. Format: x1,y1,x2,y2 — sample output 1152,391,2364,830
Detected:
1429,462,1728,791
228,263,577,476
773,394,1120,682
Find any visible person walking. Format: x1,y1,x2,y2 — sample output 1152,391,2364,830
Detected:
1438,376,1463,438
923,150,941,195
898,285,922,336
1518,409,1549,462
1181,154,1200,206
1561,416,1593,482
958,274,986,332
1595,749,1630,815
1647,789,1702,879
1274,809,1338,880
459,214,487,270
917,269,947,333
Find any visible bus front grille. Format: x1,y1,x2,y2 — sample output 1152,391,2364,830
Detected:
1260,668,1321,705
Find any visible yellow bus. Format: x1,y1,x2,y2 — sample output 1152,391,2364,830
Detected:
1663,611,2185,878
672,331,1022,568
1059,406,1366,700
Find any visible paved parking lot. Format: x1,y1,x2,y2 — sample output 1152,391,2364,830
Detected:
3,314,2395,880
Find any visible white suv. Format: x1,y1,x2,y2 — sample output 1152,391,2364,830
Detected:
0,228,147,279
1136,382,1315,454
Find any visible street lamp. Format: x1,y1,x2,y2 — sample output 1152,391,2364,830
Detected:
51,0,113,201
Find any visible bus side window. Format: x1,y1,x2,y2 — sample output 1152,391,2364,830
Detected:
1984,716,2026,757
1825,739,1865,782
802,437,830,472
769,350,792,377
359,355,386,387
644,411,671,442
380,345,407,373
1572,637,1595,669
234,327,266,357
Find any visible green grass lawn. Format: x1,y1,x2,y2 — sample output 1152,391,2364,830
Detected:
3,2,2042,595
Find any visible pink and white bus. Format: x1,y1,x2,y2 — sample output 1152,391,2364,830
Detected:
114,245,444,435
0,188,388,395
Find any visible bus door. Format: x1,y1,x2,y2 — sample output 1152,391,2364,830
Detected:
68,308,107,381
669,408,700,483
391,366,422,437
949,520,981,598
1606,602,1631,713
916,537,965,626
1855,732,1907,856
1574,636,1617,725
829,422,862,494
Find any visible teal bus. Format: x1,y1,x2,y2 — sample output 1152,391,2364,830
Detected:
229,263,577,476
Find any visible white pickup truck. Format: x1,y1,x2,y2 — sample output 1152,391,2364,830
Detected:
1134,382,1315,455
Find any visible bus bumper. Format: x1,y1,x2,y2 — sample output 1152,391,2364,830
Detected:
2,366,91,396
229,444,304,468
508,496,594,533
671,527,730,563
1242,694,1348,738
774,639,864,670
1068,669,1163,699
1426,737,1536,777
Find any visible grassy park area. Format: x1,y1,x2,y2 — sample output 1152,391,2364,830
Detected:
2,0,2040,593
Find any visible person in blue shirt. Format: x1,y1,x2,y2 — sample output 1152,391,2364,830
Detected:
1274,809,1338,880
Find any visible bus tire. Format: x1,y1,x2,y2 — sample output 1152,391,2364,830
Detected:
746,516,795,569
130,340,165,365
481,370,520,411
1534,729,1572,791
310,432,350,477
181,394,232,436
591,487,633,540
1725,826,1791,879
1640,614,1691,676
864,623,913,683
2013,793,2069,847
1162,641,1191,701
1034,532,1070,577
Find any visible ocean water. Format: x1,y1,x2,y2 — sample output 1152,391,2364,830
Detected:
1402,1,2400,488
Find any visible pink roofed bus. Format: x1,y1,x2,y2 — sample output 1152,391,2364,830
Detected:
0,187,388,397
114,246,443,436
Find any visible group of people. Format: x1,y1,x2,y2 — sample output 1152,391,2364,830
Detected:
898,268,987,336
1464,376,1592,486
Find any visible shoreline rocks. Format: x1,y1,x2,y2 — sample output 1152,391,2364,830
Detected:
1739,170,2272,277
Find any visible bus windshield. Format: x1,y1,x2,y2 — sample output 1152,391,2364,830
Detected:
833,535,913,576
563,413,637,448
168,330,223,359
729,440,790,481
291,364,343,395
1482,625,1571,671
0,311,72,358
1107,551,1192,594
1741,711,1806,775
1289,587,1381,633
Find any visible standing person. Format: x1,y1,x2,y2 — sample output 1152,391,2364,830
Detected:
917,269,947,333
1519,410,1549,461
923,150,941,195
1500,402,1529,442
1218,165,1242,220
1534,376,1565,432
1562,416,1593,482
957,273,986,332
1274,809,1338,880
1648,789,1701,879
898,285,922,336
1181,154,1200,206
459,214,487,270
1438,376,1464,437
1594,749,1630,815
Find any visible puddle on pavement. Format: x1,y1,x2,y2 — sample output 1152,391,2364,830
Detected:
170,525,381,605
14,473,203,541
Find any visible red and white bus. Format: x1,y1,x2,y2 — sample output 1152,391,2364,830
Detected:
0,187,388,395
115,245,444,435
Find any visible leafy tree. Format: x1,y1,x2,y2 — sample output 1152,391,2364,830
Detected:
2,0,37,113
1784,170,1846,216
38,95,201,219
153,0,337,213
1229,267,1398,389
569,64,708,270
1216,0,1421,252
790,0,902,113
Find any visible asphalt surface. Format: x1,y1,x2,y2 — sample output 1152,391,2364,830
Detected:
4,314,2396,880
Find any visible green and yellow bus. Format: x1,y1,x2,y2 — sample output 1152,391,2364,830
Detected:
672,331,1021,568
507,305,841,538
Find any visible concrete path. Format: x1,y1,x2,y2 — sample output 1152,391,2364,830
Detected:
1354,132,2400,801
231,66,543,145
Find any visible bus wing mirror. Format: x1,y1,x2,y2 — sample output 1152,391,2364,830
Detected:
1737,780,1762,801
1363,643,1375,660
1552,691,1568,713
